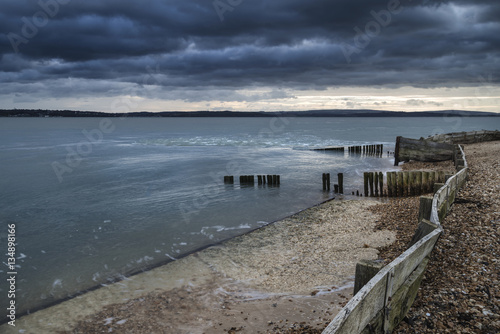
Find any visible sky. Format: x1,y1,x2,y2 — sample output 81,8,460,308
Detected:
1,0,499,113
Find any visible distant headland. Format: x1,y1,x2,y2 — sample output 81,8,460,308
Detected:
1,109,498,118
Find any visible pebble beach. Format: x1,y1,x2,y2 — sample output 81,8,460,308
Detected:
3,141,498,334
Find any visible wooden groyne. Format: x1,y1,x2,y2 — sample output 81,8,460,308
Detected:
313,144,384,157
315,146,345,152
224,175,280,186
358,170,447,197
394,136,454,166
394,131,499,166
348,144,383,156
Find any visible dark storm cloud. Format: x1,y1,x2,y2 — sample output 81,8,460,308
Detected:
1,0,499,102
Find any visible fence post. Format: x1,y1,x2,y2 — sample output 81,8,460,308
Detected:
354,259,384,295
409,218,440,247
418,196,433,223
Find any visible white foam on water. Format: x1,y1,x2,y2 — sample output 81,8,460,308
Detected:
52,279,62,289
165,253,177,260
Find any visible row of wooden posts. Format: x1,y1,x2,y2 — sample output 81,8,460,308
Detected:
315,144,384,157
362,170,447,197
223,175,281,185
348,144,384,156
322,173,344,194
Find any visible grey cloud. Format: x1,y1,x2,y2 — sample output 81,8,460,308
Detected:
0,0,499,105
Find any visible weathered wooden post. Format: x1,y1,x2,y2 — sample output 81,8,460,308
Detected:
422,171,429,193
393,172,399,197
409,218,439,247
374,172,379,197
394,136,401,166
354,259,384,295
433,182,444,193
409,171,415,196
334,184,339,193
276,175,280,185
387,172,393,197
418,195,433,223
398,172,404,197
390,172,397,197
379,172,384,196
364,172,369,197
416,171,422,196
272,175,277,185
267,175,272,184
438,171,445,183
338,173,343,194
403,172,409,196
429,171,436,190
369,172,374,197
323,173,330,191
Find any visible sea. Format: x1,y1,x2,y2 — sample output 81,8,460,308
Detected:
0,116,498,316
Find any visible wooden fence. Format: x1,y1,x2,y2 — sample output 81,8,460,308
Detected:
322,145,468,334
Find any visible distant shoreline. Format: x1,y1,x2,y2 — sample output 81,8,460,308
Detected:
1,109,499,118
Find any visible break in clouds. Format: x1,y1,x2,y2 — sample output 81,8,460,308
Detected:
0,0,499,109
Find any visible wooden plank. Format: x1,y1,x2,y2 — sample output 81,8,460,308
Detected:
387,258,430,332
323,270,389,333
388,229,442,299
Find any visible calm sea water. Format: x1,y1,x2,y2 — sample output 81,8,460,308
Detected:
0,116,498,315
